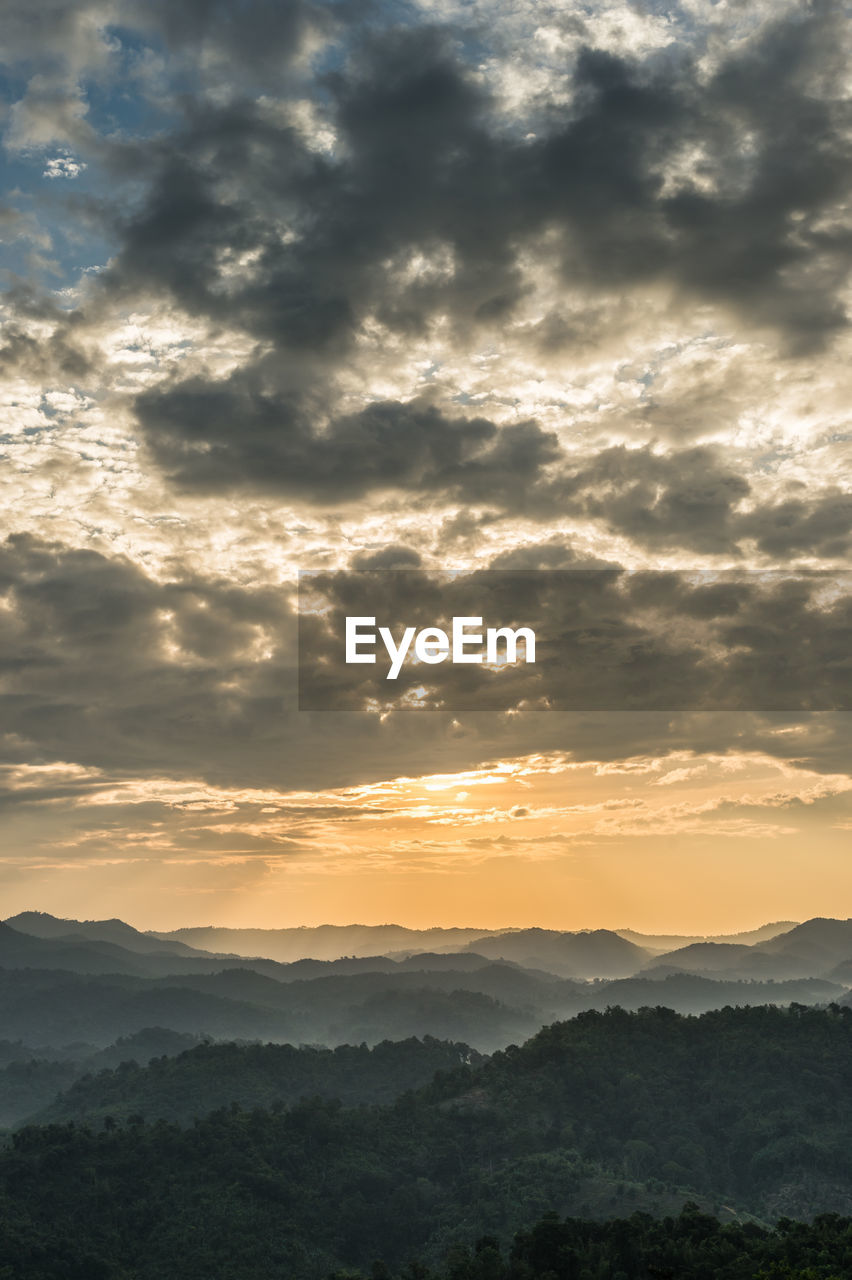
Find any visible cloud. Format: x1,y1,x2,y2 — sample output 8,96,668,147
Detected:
137,379,560,499
3,2,849,560
0,534,849,800
547,444,752,554
43,155,87,179
70,1,846,521
5,78,94,153
135,0,330,73
738,489,852,559
298,565,852,714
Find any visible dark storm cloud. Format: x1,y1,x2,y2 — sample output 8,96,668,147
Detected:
298,566,852,713
102,27,507,343
487,541,590,570
136,376,773,560
0,0,104,64
136,378,560,498
102,2,852,507
115,6,850,342
548,445,752,555
738,488,852,559
0,284,91,384
542,454,852,561
0,0,332,79
0,533,283,658
352,546,422,569
137,0,331,74
2,535,849,795
651,7,852,346
0,532,297,783
134,365,852,557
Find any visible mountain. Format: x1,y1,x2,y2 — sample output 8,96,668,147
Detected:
149,924,505,962
588,971,844,1014
0,968,301,1046
1,918,504,984
3,912,850,1064
155,966,554,1049
426,1003,852,1220
265,955,398,980
0,965,545,1054
5,957,841,1064
32,1036,485,1128
0,920,292,981
756,917,852,971
420,1210,852,1280
829,958,852,984
644,941,817,981
0,1029,206,1129
615,920,852,982
4,1005,852,1279
388,951,499,970
644,941,757,971
0,921,164,978
617,921,798,951
4,912,216,958
462,928,651,977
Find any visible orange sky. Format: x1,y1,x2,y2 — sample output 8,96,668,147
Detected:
4,743,851,932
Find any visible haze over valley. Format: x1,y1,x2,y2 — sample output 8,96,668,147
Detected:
2,909,852,1131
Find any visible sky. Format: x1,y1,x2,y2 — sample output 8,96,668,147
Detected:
0,0,851,932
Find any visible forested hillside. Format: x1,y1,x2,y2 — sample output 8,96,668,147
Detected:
33,1037,483,1127
408,1207,852,1280
2,912,851,1138
0,1030,205,1128
3,1005,852,1278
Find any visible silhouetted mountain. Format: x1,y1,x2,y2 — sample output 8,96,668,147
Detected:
0,968,299,1046
463,928,650,977
0,922,166,978
389,951,498,971
3,910,851,1076
617,922,798,951
19,911,849,995
150,924,504,962
149,967,559,1049
0,921,300,981
828,958,852,984
756,917,852,971
645,941,756,970
8,956,836,1064
0,966,542,1054
632,921,852,981
269,955,398,980
590,971,844,1013
33,1036,485,1128
644,941,817,981
5,912,215,958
